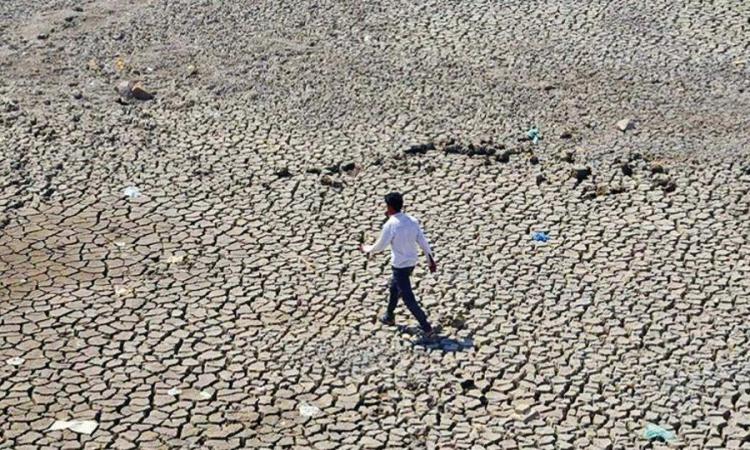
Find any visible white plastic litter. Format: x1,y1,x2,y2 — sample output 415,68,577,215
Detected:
168,387,182,396
48,420,98,435
123,186,141,198
7,357,24,366
299,403,320,417
199,390,211,399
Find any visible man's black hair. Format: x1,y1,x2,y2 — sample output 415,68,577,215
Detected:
384,192,403,211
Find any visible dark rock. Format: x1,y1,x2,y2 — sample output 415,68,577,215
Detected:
621,163,633,176
37,33,49,40
561,150,575,163
570,166,591,183
116,80,154,101
496,151,511,163
324,164,340,174
131,84,154,101
341,162,356,172
460,379,476,391
405,143,435,155
535,174,546,186
444,144,464,154
275,167,292,178
321,175,342,189
560,131,572,139
529,155,539,165
653,174,676,192
306,168,321,174
650,163,666,174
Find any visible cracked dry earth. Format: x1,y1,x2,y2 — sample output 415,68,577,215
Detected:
1,1,750,449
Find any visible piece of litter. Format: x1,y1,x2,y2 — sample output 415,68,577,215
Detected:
526,127,542,144
6,357,24,366
532,231,550,242
643,423,675,442
48,420,98,435
168,387,182,396
123,186,140,198
299,403,320,417
200,390,211,399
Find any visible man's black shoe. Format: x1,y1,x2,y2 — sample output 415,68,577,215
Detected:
379,314,396,326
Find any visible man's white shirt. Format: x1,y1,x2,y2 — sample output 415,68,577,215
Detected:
363,212,434,268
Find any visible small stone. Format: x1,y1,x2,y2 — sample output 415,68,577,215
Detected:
37,33,49,40
616,118,635,132
621,163,633,176
560,131,572,139
529,155,539,165
405,143,434,155
561,150,575,163
570,166,591,183
320,175,342,189
131,84,154,100
341,162,356,172
275,167,292,178
650,162,666,174
116,80,134,98
535,174,546,186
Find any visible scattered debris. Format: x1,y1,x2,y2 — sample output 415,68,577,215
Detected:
116,80,154,101
559,131,572,139
570,166,591,184
535,174,546,186
131,84,154,101
621,163,633,176
275,167,292,178
48,420,98,435
532,231,550,242
167,387,182,396
650,162,666,174
6,357,24,366
526,127,542,144
653,174,677,192
123,186,141,198
561,150,575,163
616,118,635,132
496,150,511,163
299,403,321,417
643,424,675,442
320,175,342,189
405,143,435,155
341,162,356,172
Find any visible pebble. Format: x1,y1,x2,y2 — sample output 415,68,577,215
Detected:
616,118,635,132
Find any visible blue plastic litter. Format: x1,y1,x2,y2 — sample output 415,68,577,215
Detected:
532,231,550,242
527,127,541,144
643,424,675,442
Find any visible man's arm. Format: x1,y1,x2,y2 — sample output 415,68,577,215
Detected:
361,223,393,254
416,226,437,272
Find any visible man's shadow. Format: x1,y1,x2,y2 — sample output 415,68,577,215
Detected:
397,325,474,352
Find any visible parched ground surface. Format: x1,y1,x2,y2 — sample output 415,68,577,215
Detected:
1,0,750,449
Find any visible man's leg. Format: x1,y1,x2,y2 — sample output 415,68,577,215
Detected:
385,269,401,319
394,267,432,332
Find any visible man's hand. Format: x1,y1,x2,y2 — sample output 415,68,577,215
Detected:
428,258,437,273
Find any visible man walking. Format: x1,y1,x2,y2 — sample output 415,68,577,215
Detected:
360,192,437,338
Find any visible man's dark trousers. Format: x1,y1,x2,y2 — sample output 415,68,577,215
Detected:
387,266,432,332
